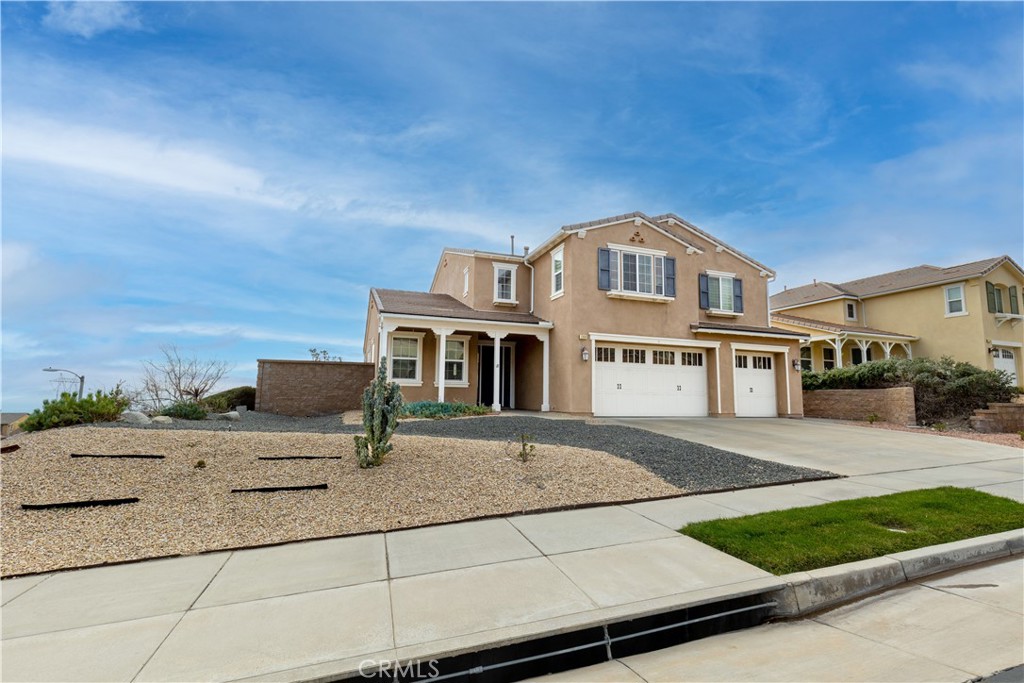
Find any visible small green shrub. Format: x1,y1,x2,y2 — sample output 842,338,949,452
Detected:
22,387,131,432
1018,431,1024,441
354,358,403,469
932,422,948,432
402,401,491,419
194,459,207,469
513,433,536,462
203,386,256,412
866,413,880,424
161,401,208,420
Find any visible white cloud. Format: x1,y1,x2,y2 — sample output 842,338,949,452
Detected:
42,1,142,39
134,323,363,348
3,115,298,210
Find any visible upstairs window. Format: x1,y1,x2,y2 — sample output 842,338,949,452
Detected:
493,263,518,304
598,248,676,297
699,272,744,313
945,284,965,315
846,302,857,320
463,267,470,297
552,247,564,297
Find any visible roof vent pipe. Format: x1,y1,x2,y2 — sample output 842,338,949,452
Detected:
511,235,515,255
523,246,530,256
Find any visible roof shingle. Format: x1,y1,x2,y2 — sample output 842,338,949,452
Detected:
372,289,546,325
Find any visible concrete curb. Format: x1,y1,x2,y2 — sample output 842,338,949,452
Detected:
770,528,1024,617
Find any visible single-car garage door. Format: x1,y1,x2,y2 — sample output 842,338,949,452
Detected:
593,345,708,417
734,353,777,417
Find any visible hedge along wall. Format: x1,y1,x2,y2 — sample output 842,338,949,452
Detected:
802,387,916,425
256,360,375,416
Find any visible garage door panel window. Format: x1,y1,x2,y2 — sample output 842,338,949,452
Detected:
623,348,646,364
596,347,615,362
735,355,748,369
653,350,675,365
681,352,703,366
753,355,772,370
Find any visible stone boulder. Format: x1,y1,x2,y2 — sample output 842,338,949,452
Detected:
151,416,173,425
119,411,152,425
209,411,242,422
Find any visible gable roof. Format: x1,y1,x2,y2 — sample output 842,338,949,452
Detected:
652,213,774,276
554,210,703,256
371,288,546,325
772,255,1024,310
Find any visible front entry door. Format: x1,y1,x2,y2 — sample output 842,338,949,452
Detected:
479,344,513,408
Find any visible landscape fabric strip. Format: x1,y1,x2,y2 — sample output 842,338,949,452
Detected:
71,453,165,459
257,455,344,460
23,497,140,510
231,483,329,493
1,444,20,453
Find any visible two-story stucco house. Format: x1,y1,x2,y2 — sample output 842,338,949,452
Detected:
363,212,807,417
770,256,1024,386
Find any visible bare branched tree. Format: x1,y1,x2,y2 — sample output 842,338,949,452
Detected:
135,345,233,410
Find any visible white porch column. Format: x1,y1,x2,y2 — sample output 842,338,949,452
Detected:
902,342,913,359
378,321,398,367
828,336,844,369
880,341,894,359
535,331,550,412
488,331,507,412
854,339,872,365
432,328,454,403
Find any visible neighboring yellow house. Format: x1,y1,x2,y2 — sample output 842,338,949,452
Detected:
770,256,1024,387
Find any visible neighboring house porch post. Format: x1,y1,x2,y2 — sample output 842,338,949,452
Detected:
432,328,455,403
901,342,913,359
487,331,508,412
534,331,550,412
826,336,844,369
879,341,894,359
854,338,872,365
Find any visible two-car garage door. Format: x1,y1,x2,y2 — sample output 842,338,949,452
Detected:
593,345,708,417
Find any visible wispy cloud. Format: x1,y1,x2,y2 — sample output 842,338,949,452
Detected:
899,38,1023,103
134,323,363,349
42,1,142,39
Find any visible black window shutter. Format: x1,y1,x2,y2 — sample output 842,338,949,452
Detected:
698,273,710,309
597,248,611,291
1010,286,1020,315
733,278,744,313
986,281,997,313
664,257,676,297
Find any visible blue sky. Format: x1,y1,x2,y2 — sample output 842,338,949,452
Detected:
2,1,1022,412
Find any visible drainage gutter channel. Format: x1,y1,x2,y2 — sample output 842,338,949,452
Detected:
301,529,1022,683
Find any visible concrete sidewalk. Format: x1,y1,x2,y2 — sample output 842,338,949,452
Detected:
2,423,1022,682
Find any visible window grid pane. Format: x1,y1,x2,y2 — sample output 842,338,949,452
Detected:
609,250,619,290
638,255,653,294
622,253,638,292
497,269,513,300
653,350,675,365
596,347,615,362
392,358,416,379
392,338,418,359
655,257,664,296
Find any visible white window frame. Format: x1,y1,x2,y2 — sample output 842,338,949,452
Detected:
605,243,672,300
944,282,967,317
463,267,470,298
822,346,836,371
493,263,518,305
707,270,736,313
800,346,812,372
551,246,564,299
845,301,857,321
389,332,425,386
436,334,471,388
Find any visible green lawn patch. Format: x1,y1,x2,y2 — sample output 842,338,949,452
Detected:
681,487,1024,575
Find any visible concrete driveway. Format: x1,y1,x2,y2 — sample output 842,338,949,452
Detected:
603,418,1023,500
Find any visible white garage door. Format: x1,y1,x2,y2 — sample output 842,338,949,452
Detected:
994,348,1018,385
593,345,708,417
734,353,778,417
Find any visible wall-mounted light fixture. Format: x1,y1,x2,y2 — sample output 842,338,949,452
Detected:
791,359,801,371
581,347,590,362
987,347,1000,357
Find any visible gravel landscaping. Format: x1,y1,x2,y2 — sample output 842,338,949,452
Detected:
2,413,836,576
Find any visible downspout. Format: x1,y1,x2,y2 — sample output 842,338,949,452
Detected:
525,258,535,314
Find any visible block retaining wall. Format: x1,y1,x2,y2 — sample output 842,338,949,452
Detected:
256,360,375,416
802,387,916,425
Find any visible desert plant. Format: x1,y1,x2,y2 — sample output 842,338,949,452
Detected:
514,433,537,462
161,401,208,420
22,386,131,432
932,422,948,432
866,413,880,424
309,348,342,362
194,459,207,469
354,357,404,468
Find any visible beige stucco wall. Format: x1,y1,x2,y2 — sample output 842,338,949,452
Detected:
430,251,477,306
776,298,849,325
